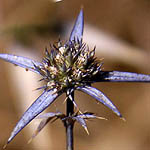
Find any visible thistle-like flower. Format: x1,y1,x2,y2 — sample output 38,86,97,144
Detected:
1,9,150,147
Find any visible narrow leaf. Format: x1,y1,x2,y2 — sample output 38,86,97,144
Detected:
0,54,42,74
105,71,150,82
77,86,122,117
37,112,63,119
6,89,60,145
69,9,84,42
93,71,150,82
78,113,107,120
28,112,63,143
28,118,51,143
74,117,89,134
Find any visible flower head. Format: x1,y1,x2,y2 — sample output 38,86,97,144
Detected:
37,39,100,91
1,9,150,146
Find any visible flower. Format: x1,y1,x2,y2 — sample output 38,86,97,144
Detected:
1,9,150,146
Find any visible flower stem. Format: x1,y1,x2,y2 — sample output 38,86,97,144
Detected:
66,91,74,150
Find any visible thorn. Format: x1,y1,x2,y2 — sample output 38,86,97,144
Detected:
120,117,126,122
32,86,47,91
96,116,108,120
27,138,33,144
3,143,7,149
77,109,83,115
99,57,104,61
63,97,68,104
84,127,89,135
38,78,45,82
32,88,38,92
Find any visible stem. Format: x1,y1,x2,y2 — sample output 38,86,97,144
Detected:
66,91,74,150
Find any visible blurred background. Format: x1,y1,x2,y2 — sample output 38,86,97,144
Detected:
0,0,150,150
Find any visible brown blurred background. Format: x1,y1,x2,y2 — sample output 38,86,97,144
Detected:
0,0,150,150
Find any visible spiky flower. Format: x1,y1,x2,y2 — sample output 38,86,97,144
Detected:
1,9,150,147
37,39,99,91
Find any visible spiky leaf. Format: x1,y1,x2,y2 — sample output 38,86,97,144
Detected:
77,86,122,117
73,116,89,134
69,9,84,42
6,89,60,145
0,54,42,74
93,71,150,82
29,112,63,142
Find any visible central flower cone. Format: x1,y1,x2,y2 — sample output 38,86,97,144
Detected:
36,40,102,91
